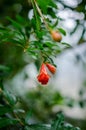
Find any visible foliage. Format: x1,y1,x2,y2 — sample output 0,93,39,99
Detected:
0,84,81,129
0,0,72,65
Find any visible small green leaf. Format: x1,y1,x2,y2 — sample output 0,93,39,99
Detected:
0,65,10,72
16,15,28,26
44,42,54,48
51,112,64,130
47,7,57,18
3,90,17,106
37,0,57,14
0,118,18,128
0,106,12,116
0,65,11,78
61,42,72,48
24,124,51,130
6,16,22,31
13,109,25,114
25,110,32,124
58,28,66,36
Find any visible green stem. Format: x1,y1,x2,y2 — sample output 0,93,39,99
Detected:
33,0,51,32
31,0,40,32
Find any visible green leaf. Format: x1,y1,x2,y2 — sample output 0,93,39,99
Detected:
0,26,26,46
0,65,11,78
51,19,58,27
0,65,10,72
58,28,66,36
37,0,57,14
61,42,72,48
31,0,41,32
13,108,25,114
25,110,32,124
44,42,54,48
24,124,51,130
47,7,57,18
0,106,12,116
27,49,39,60
16,15,28,26
51,113,81,130
51,112,64,130
0,118,18,128
3,90,17,106
6,16,22,31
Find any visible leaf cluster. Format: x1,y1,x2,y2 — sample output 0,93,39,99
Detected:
0,0,72,65
0,89,81,129
0,75,81,130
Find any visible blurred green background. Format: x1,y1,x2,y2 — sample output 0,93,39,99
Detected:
0,0,86,130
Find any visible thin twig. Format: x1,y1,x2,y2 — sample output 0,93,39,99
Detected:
33,0,51,32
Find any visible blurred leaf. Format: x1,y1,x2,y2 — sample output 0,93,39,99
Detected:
64,123,81,130
0,27,14,43
51,112,64,130
79,100,84,108
36,14,41,32
52,19,58,27
61,42,72,48
3,90,17,106
6,16,22,31
0,65,10,72
33,6,41,34
37,0,57,14
0,26,10,31
0,106,12,116
70,23,79,35
13,109,25,114
0,118,18,128
44,41,57,48
58,28,66,36
47,7,57,18
24,124,51,130
16,15,28,26
51,113,81,130
0,65,11,78
25,110,32,124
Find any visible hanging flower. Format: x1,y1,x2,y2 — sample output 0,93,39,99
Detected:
37,63,50,85
46,63,56,74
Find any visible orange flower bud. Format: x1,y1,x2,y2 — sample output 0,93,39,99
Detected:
37,63,50,85
51,30,62,42
46,63,56,74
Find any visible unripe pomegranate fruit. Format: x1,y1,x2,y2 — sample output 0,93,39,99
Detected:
51,30,62,42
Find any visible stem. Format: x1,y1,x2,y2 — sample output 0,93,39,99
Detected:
33,0,51,32
31,0,40,32
13,112,24,126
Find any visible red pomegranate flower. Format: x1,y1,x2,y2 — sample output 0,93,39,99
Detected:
46,63,56,74
37,63,50,85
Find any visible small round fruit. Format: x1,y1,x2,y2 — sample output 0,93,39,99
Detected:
51,30,62,42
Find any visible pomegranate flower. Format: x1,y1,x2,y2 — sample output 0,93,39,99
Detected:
46,63,56,74
37,63,50,85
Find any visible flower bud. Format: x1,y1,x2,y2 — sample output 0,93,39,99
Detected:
46,63,56,74
37,63,50,85
51,30,62,42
